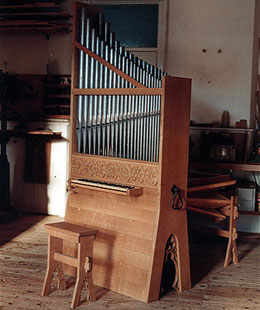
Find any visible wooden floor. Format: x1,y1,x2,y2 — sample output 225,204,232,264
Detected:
0,214,259,310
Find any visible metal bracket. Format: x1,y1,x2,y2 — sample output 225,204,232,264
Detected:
171,185,183,210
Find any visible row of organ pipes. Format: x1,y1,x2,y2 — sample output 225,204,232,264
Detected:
76,7,168,162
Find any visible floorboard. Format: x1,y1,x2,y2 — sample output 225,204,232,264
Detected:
0,214,259,310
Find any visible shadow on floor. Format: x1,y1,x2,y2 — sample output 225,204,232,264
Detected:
0,213,48,246
236,237,260,263
188,230,229,286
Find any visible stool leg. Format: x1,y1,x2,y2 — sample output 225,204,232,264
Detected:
42,235,57,296
71,236,95,308
42,266,55,296
86,271,96,302
57,263,66,290
71,238,86,308
84,239,96,302
42,235,65,295
71,275,84,308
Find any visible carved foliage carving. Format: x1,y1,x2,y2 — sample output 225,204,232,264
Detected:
71,155,159,188
160,234,179,297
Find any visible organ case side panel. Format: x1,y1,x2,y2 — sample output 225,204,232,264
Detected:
148,76,192,302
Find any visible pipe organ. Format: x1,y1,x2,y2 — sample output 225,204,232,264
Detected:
65,2,191,303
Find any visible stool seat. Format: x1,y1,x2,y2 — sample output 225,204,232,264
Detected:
45,221,98,242
41,221,97,308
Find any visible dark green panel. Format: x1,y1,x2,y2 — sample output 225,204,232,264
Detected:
100,4,158,47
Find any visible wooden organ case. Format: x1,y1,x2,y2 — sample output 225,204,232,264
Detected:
66,2,191,303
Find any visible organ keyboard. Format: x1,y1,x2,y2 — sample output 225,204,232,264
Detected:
64,2,192,303
70,179,143,196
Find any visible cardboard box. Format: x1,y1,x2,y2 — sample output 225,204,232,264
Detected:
237,182,256,212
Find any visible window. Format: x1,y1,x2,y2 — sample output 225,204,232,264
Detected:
90,0,168,68
100,4,158,48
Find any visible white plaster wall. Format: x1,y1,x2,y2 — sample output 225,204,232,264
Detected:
165,0,258,128
0,0,258,128
5,120,69,217
0,1,73,216
0,0,73,75
0,32,72,75
1,0,259,217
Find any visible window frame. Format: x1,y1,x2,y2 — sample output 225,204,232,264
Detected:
89,0,168,69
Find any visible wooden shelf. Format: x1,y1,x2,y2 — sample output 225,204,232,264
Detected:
44,114,70,120
44,105,70,108
44,95,70,99
190,161,260,172
45,83,71,88
0,1,71,36
0,129,61,141
238,231,260,238
43,74,71,119
239,211,260,215
0,4,61,9
0,12,69,18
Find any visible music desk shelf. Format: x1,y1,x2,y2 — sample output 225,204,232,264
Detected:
0,129,62,142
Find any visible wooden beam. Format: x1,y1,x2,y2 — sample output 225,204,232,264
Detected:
73,41,147,89
72,87,163,96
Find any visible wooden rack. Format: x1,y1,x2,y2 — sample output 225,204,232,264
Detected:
43,74,71,119
0,1,72,36
187,172,239,267
187,192,239,267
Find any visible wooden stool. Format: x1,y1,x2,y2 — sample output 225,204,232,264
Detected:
41,221,97,308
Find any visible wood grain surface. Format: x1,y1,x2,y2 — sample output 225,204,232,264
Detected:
0,214,259,310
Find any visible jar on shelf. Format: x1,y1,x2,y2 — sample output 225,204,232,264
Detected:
221,110,230,128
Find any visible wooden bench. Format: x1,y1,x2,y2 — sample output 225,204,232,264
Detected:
41,221,97,308
187,192,239,267
187,172,239,267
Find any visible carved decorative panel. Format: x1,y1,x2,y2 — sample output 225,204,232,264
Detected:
160,234,179,297
71,154,159,189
